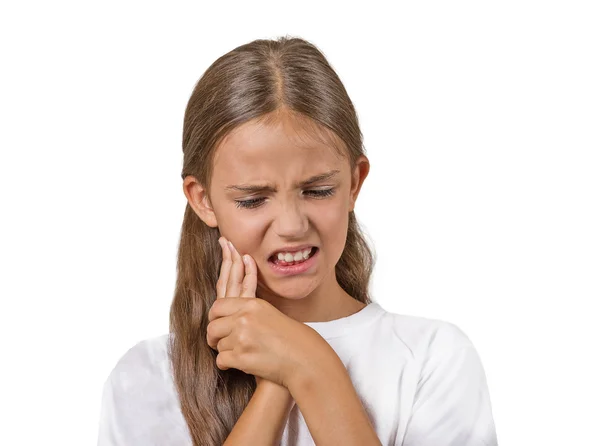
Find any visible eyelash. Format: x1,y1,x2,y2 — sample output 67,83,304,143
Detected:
234,188,336,209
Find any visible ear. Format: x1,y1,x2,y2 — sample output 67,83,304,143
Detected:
349,155,370,212
182,175,219,228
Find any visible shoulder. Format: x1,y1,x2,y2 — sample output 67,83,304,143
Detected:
384,314,498,443
98,334,191,444
381,307,475,360
104,333,172,398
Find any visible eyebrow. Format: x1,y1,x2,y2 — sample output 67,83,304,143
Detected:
224,170,341,193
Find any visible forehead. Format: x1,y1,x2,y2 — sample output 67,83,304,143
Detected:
212,113,346,184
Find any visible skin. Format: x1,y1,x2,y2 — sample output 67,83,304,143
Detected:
206,236,333,388
183,109,370,323
211,236,295,445
209,235,380,445
184,109,380,444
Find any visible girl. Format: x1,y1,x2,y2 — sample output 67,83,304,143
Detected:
97,36,498,446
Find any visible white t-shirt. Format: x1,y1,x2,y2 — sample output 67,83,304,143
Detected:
97,301,498,445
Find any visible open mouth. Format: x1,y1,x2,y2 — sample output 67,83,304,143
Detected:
268,247,319,266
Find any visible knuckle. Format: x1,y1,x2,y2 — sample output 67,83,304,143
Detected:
210,299,222,314
238,332,250,348
238,315,250,327
248,298,261,310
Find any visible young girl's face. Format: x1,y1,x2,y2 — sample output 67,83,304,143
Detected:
191,111,368,302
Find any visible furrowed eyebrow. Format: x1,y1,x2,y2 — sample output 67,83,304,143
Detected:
225,170,341,193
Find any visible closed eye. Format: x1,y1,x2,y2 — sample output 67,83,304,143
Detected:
234,188,336,210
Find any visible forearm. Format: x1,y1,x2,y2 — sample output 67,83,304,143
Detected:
288,354,381,446
224,379,295,446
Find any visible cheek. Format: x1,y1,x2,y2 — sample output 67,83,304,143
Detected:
215,212,257,250
316,203,350,247
228,220,265,258
323,194,349,222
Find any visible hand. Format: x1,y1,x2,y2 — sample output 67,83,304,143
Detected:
211,236,262,385
207,236,331,389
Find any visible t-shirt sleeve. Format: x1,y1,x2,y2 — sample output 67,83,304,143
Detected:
96,338,190,446
96,352,161,446
97,370,127,446
402,334,498,445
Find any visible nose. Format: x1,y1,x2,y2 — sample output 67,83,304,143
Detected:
272,199,309,238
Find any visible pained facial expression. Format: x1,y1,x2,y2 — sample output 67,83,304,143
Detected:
198,111,368,300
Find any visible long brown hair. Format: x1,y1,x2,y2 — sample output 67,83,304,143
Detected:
169,35,376,445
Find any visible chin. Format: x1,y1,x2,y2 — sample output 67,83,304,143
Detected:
257,280,316,301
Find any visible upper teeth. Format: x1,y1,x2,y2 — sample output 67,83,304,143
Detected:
275,248,313,262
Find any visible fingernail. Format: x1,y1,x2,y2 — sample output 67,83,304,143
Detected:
243,255,249,265
228,240,234,252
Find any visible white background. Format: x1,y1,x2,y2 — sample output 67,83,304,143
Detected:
1,1,598,444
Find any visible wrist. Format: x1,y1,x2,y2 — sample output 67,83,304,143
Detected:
256,379,295,415
284,326,340,390
287,346,346,397
257,378,294,403
287,354,340,399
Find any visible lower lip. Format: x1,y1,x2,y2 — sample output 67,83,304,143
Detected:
268,248,319,276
